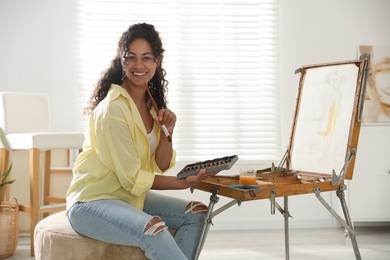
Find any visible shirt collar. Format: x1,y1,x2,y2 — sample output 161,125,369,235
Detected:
108,83,157,127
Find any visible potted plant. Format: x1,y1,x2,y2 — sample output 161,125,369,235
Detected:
0,127,19,259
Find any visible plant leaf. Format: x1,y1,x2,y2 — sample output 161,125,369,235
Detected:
0,164,13,186
2,180,15,185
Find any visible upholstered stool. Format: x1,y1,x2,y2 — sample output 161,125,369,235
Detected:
34,211,149,260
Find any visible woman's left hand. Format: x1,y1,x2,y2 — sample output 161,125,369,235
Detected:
184,169,220,187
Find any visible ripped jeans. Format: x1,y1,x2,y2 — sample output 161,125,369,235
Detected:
67,191,207,260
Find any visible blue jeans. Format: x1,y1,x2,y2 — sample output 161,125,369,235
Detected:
67,192,206,260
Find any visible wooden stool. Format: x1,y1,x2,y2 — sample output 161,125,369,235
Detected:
0,92,84,256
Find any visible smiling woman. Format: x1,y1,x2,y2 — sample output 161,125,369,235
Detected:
66,23,221,260
76,0,281,163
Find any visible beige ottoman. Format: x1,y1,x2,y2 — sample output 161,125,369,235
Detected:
34,211,148,260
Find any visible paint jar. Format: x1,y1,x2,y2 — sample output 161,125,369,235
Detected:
239,168,257,185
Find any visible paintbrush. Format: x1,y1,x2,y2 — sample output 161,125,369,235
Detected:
144,83,172,142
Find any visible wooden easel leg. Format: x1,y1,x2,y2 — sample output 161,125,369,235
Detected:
336,187,361,260
43,150,51,218
314,186,361,260
194,188,219,260
29,148,40,257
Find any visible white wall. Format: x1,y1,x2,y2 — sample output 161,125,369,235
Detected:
1,0,390,231
0,0,78,131
279,0,390,148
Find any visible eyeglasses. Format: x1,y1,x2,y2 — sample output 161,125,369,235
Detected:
123,53,156,65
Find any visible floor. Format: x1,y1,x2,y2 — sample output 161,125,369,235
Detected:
8,226,390,260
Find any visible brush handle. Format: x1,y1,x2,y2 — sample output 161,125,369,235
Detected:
144,83,172,142
161,125,172,142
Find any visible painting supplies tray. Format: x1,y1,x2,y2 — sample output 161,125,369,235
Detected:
194,170,335,201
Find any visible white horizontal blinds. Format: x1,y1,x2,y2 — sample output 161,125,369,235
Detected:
75,1,174,121
76,0,280,162
167,1,280,161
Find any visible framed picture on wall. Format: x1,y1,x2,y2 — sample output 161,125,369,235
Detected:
359,45,390,123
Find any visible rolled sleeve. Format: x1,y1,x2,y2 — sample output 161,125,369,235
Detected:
131,169,155,197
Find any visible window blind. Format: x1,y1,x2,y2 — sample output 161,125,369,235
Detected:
76,0,281,162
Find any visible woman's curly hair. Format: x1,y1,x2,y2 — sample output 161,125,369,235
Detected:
85,23,168,115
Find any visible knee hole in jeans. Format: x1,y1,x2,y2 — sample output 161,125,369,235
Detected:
144,217,167,235
184,201,208,214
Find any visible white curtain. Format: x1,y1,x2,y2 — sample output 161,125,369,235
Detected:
76,0,281,162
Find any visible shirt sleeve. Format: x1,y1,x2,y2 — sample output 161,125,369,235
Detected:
93,100,155,197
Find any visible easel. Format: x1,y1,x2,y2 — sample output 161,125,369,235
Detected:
193,54,370,260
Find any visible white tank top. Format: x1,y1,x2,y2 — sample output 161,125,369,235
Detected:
147,125,158,156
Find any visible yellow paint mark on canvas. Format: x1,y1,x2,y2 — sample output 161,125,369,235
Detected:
319,103,338,136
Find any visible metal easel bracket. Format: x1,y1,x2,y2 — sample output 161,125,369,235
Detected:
211,198,241,219
277,148,289,172
314,186,355,235
357,53,370,124
270,190,277,215
331,148,356,186
269,190,293,219
314,185,361,260
257,149,289,176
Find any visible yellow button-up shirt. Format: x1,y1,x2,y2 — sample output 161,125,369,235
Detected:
66,84,176,210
